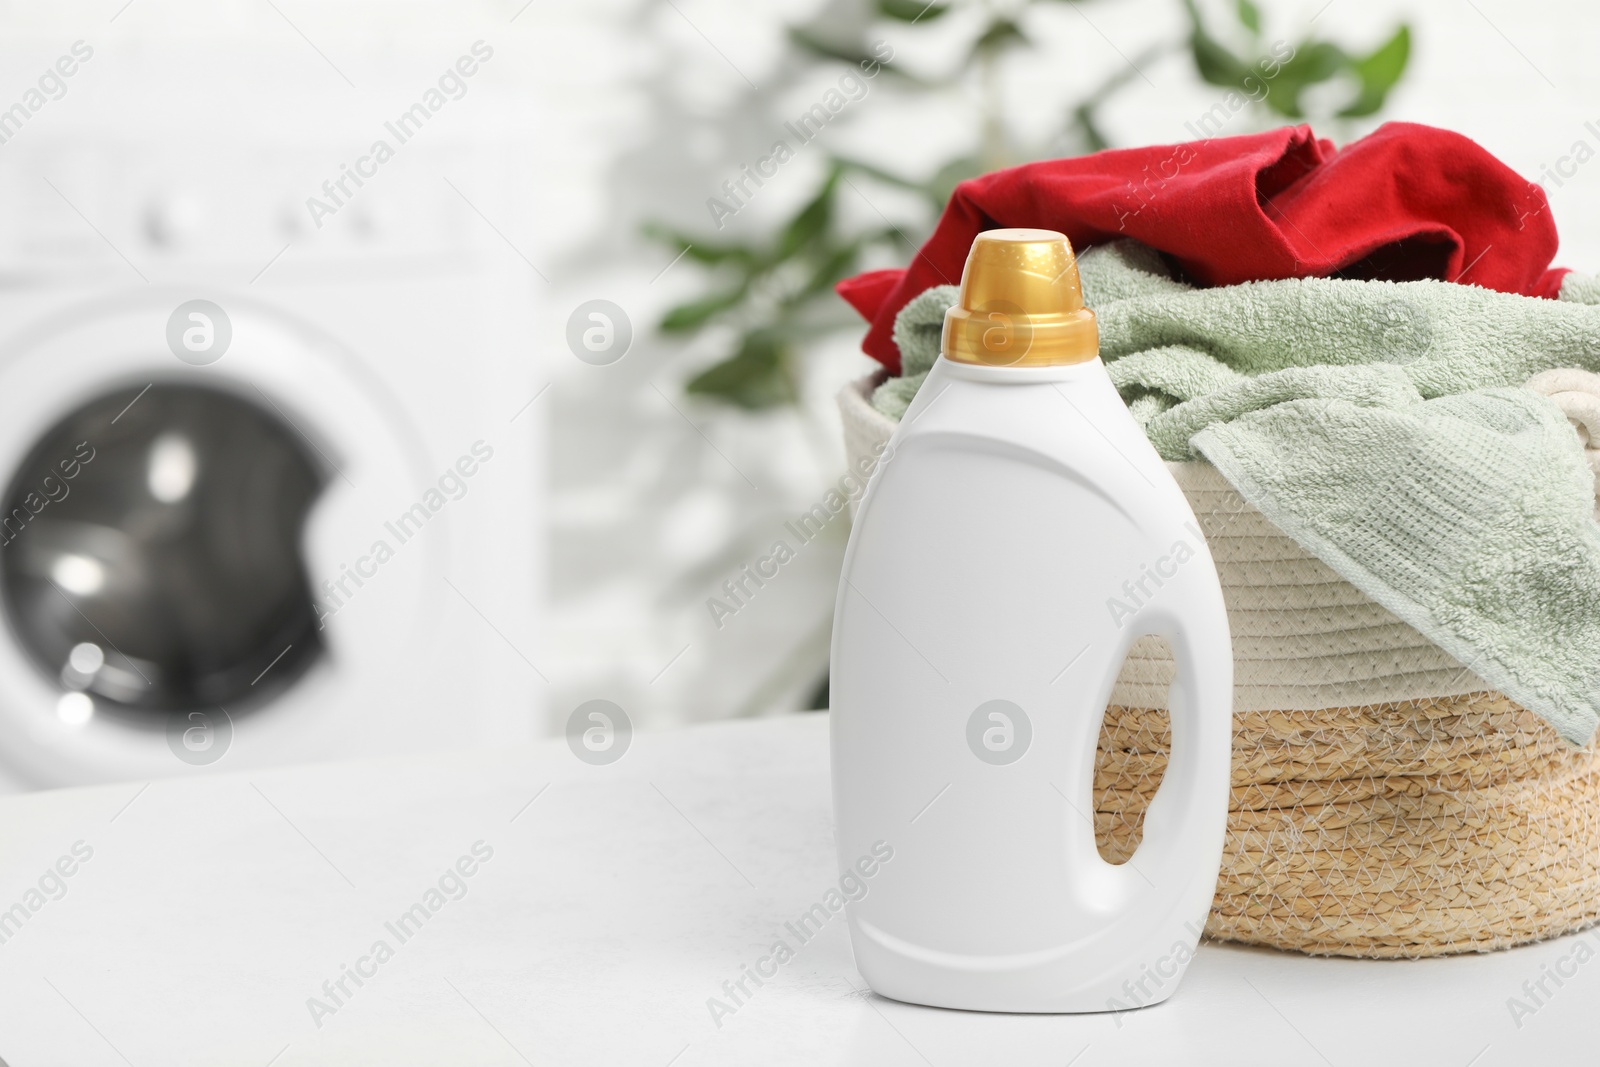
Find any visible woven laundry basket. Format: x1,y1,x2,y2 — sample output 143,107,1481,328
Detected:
839,373,1600,958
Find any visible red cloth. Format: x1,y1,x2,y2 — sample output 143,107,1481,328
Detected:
839,122,1566,373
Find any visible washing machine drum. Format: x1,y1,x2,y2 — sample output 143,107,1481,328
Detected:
0,383,325,718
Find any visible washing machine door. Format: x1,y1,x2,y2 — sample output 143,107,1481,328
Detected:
0,292,436,788
1,383,325,717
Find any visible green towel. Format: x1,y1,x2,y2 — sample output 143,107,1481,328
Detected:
872,240,1600,745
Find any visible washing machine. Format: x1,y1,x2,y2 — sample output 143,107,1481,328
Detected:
0,127,545,790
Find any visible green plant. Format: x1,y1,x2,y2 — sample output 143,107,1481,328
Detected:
651,0,1413,409
1186,0,1410,119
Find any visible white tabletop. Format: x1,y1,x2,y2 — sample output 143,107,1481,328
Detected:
0,712,1592,1066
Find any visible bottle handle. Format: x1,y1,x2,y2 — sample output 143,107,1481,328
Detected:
1118,600,1233,895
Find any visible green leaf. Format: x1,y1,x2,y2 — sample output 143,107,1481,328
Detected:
971,17,1027,57
878,0,948,22
1235,0,1261,34
1072,102,1111,153
684,331,797,409
1286,40,1347,83
1183,0,1252,88
1189,30,1254,89
659,285,748,333
787,27,923,85
1260,39,1347,117
1339,24,1411,117
777,170,839,259
788,29,881,68
835,157,924,192
642,223,758,268
797,240,863,300
1189,34,1254,91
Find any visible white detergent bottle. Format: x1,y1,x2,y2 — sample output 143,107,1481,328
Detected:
830,229,1233,1013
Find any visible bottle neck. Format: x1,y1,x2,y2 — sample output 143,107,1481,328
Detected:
935,354,1105,384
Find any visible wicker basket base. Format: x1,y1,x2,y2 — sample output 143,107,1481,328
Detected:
1095,692,1600,957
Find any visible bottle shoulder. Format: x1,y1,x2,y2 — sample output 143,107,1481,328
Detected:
889,358,1177,508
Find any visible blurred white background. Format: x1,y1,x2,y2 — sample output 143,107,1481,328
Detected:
0,0,1594,747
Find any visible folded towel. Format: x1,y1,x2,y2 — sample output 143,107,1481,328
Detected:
872,241,1600,745
838,122,1568,373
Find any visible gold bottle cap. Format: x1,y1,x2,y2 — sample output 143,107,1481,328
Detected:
942,228,1099,367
